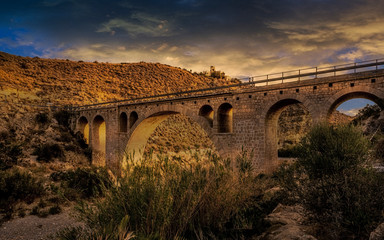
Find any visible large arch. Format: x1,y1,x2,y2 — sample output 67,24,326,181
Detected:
92,115,106,166
326,87,384,121
124,106,218,166
78,116,89,144
263,97,313,172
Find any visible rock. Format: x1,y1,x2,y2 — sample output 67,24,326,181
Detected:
370,223,384,240
255,204,317,240
266,204,305,226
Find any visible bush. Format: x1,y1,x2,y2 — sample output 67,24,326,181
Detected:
54,110,72,128
374,137,384,161
0,130,23,170
0,168,44,217
279,123,384,239
34,143,64,162
60,152,279,240
35,112,50,125
51,167,112,199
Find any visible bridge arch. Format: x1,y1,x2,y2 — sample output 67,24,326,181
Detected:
262,95,314,171
92,115,106,166
217,103,233,133
77,116,89,144
325,86,384,120
129,111,139,129
124,105,217,164
119,112,128,132
199,105,214,127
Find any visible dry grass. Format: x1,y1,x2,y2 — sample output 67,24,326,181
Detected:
0,51,238,106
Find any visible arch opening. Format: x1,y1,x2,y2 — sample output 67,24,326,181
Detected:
265,99,312,170
328,92,383,124
129,111,138,129
119,112,128,132
218,103,233,133
124,112,217,165
93,115,106,166
199,105,214,127
78,116,89,144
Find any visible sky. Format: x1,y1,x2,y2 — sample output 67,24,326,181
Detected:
1,0,383,113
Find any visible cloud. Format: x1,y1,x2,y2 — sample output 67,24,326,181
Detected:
97,13,172,37
338,108,360,117
2,0,384,78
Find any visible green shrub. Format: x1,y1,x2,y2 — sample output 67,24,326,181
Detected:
49,205,62,215
374,137,384,161
0,130,23,170
34,143,64,162
279,123,384,239
61,152,278,240
277,145,300,158
53,110,72,128
0,168,44,217
352,104,381,124
35,112,50,125
51,167,112,199
58,131,73,143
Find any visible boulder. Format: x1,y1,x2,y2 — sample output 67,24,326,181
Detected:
370,223,384,240
255,204,317,240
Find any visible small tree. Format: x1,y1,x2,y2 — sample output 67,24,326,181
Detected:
281,123,384,239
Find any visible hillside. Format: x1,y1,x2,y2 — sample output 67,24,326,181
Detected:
0,51,237,106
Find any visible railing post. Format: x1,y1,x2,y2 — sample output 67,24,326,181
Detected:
376,59,378,70
266,75,269,85
334,66,336,76
282,72,284,83
354,63,356,74
315,67,317,78
298,69,301,82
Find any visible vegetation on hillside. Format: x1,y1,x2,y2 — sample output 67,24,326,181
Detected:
0,51,238,106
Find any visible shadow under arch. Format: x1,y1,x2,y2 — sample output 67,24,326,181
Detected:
327,91,384,121
124,110,218,166
264,98,313,171
92,115,106,166
119,112,128,132
77,116,89,144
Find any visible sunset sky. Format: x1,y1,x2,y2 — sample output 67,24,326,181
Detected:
1,0,383,113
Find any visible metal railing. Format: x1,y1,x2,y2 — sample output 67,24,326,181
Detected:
72,58,384,110
246,58,384,85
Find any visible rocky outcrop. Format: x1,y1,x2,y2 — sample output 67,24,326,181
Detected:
255,204,317,240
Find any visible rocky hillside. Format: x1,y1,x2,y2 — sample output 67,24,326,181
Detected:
0,51,237,106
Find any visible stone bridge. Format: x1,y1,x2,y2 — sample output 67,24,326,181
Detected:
70,60,384,172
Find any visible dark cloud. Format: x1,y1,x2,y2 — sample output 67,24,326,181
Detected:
1,0,384,77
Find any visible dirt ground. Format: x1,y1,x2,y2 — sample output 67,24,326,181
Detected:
0,208,82,240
